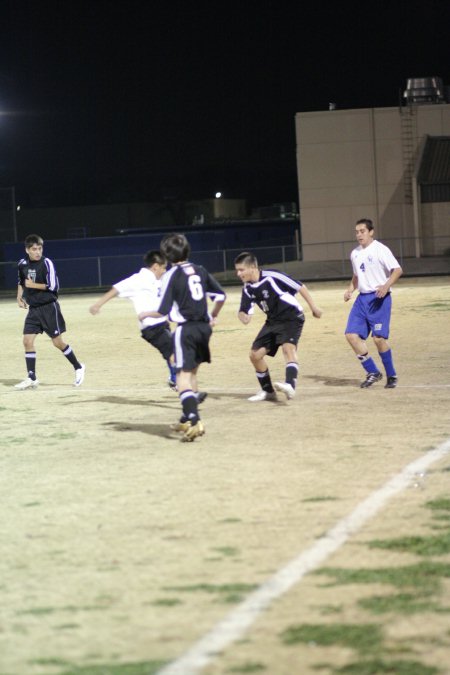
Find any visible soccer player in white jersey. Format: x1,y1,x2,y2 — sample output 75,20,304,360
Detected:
235,252,322,401
344,218,403,388
89,250,179,388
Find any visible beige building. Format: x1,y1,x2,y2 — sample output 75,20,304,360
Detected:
295,101,450,262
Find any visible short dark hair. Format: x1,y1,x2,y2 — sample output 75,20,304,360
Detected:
234,251,258,267
356,218,374,231
25,234,44,248
143,249,166,267
160,233,190,263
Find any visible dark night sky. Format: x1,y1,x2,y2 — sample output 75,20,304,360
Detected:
1,0,449,210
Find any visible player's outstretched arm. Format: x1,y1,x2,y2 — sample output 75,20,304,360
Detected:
89,288,119,315
138,310,163,321
299,284,322,318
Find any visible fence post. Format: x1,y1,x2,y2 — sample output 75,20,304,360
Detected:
97,257,102,287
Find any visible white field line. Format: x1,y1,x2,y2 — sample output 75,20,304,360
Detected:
2,384,450,396
157,437,450,675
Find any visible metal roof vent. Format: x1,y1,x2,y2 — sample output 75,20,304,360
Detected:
403,76,444,104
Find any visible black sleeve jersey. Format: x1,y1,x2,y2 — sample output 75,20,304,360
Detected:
158,261,226,323
239,269,303,324
17,256,59,307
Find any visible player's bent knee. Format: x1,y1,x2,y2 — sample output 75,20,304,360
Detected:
373,335,388,348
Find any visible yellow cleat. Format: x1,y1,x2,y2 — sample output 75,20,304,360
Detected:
170,421,191,433
181,421,205,442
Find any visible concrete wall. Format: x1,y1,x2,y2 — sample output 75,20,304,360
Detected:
295,103,450,261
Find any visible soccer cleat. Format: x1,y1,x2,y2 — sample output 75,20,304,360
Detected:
385,376,398,389
274,382,296,400
14,377,39,390
360,372,383,388
74,363,86,387
168,378,177,391
196,391,208,404
170,420,191,433
181,420,205,442
248,390,277,402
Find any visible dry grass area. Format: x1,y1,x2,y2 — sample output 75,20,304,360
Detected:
1,276,449,675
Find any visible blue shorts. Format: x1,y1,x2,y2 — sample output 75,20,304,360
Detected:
345,292,392,340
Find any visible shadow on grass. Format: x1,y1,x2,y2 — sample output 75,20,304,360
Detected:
68,395,177,410
103,421,178,439
1,378,21,387
304,374,361,387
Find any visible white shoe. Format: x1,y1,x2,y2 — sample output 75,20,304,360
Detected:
274,382,296,400
14,377,39,390
248,390,277,402
74,363,86,386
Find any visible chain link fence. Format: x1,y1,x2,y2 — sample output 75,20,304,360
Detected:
1,237,449,294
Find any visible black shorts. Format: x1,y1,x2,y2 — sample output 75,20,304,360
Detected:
252,316,305,357
24,302,66,337
173,321,212,371
141,322,173,361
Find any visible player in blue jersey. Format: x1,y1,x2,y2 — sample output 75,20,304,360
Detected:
138,233,226,442
15,234,85,390
234,251,322,401
344,218,403,389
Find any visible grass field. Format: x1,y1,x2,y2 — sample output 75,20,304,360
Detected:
1,276,450,675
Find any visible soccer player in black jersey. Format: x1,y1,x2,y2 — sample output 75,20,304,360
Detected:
138,233,226,442
235,252,322,401
15,234,85,390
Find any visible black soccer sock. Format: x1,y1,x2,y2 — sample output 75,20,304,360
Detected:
62,345,81,370
25,351,37,380
256,369,274,393
285,362,299,388
179,390,199,425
